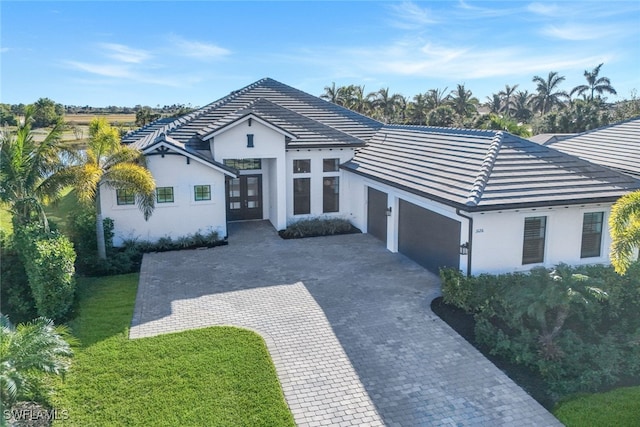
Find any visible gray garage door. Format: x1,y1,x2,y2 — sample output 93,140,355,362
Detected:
398,199,461,273
367,187,387,243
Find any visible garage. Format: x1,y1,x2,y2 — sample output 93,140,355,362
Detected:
367,187,387,243
398,199,461,273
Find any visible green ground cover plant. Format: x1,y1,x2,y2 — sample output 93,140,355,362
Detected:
51,274,295,427
553,386,640,426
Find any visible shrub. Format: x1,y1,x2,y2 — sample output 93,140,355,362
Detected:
14,224,76,322
440,263,640,401
0,241,36,324
279,217,358,239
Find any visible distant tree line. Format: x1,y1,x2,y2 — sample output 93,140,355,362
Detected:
0,101,197,129
320,64,640,135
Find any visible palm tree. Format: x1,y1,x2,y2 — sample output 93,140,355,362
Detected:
486,94,502,115
0,315,74,409
408,93,429,125
349,85,369,114
609,190,640,275
368,88,405,123
498,84,519,117
425,87,449,111
320,82,344,105
570,63,617,102
531,71,569,115
0,106,71,230
512,90,533,123
65,117,155,259
448,84,478,125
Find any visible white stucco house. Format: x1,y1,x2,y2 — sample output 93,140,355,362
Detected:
102,79,640,275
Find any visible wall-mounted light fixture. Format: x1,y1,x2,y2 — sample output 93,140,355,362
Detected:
385,207,392,216
460,242,469,255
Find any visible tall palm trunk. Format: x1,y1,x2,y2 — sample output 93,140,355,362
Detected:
95,185,106,259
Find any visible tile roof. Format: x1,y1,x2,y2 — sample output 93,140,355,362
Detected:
545,117,640,179
122,78,382,153
342,125,640,211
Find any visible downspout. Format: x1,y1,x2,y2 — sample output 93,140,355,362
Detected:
456,208,473,277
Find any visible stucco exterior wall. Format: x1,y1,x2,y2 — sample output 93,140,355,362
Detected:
285,148,355,224
101,153,227,246
469,204,614,274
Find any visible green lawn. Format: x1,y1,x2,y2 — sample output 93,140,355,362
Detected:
44,187,79,236
553,386,640,427
52,274,295,427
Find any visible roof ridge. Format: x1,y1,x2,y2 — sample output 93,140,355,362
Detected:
567,115,640,139
466,131,504,206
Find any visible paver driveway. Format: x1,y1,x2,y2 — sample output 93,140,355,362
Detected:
130,221,561,426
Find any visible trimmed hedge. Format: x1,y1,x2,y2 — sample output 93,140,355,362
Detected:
279,217,359,239
440,263,640,401
14,224,76,322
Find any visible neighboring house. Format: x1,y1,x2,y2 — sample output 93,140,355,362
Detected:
103,79,640,275
544,117,640,179
528,133,575,145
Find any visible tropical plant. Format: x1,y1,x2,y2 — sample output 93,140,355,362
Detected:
64,117,155,259
427,105,456,127
531,71,569,115
498,84,519,117
408,93,429,125
368,88,406,123
448,84,478,125
0,106,71,230
0,315,74,409
320,82,345,105
486,94,502,115
425,87,449,111
135,106,160,127
609,190,640,275
570,63,617,101
512,90,533,123
477,114,532,137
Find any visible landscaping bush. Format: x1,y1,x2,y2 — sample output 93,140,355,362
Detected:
279,217,359,239
440,263,640,401
0,238,36,324
14,224,76,322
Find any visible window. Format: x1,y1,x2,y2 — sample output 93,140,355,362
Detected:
293,159,311,174
323,158,340,172
323,177,339,213
581,212,604,258
223,159,261,170
522,216,546,264
247,134,254,148
156,187,174,203
294,178,310,215
116,189,135,205
194,185,211,201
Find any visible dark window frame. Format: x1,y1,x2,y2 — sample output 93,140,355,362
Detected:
293,159,311,174
581,212,604,258
323,176,339,213
293,178,311,215
522,216,547,265
323,158,340,172
194,185,211,201
156,186,174,204
223,159,262,170
116,189,135,205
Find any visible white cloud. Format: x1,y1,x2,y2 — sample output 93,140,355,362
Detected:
541,24,618,41
168,35,230,60
527,2,560,16
65,61,134,78
0,47,9,53
388,1,438,30
100,43,152,63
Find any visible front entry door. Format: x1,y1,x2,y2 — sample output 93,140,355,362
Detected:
226,175,263,221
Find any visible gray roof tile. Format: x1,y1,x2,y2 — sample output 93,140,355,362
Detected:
545,117,640,178
343,125,640,211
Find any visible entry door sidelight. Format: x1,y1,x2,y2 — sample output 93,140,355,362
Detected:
226,174,263,221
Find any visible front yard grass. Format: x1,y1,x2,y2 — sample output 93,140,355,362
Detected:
52,274,295,426
553,386,640,427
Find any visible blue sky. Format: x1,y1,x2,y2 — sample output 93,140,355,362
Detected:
2,1,639,108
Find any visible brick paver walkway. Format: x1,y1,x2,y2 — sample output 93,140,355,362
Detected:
130,221,561,426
